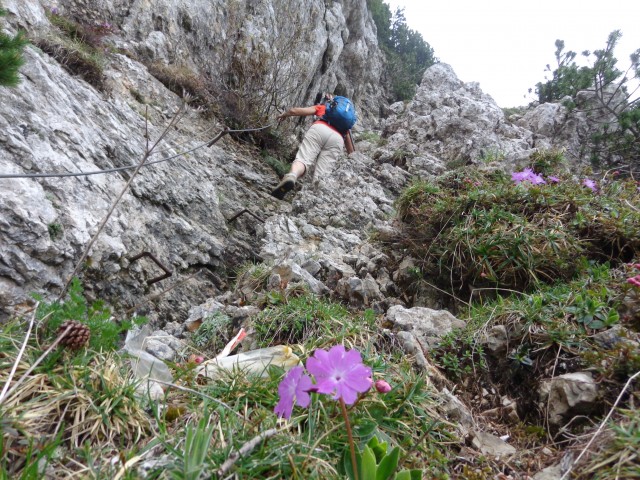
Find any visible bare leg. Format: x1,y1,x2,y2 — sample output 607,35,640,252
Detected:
290,160,306,178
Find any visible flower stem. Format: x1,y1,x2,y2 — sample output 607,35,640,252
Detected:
339,398,359,480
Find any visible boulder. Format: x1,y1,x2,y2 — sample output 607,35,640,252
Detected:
470,431,516,459
480,324,510,356
538,372,599,427
439,388,475,436
386,305,466,348
377,63,537,174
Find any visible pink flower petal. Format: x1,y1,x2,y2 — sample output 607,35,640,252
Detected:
274,366,312,419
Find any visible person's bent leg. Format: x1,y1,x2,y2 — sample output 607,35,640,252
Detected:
312,129,344,185
271,126,322,199
293,125,324,176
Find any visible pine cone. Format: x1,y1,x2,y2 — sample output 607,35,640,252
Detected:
57,319,90,350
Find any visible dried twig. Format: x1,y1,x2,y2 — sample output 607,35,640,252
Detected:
559,370,640,480
0,303,39,404
0,324,73,407
217,428,280,478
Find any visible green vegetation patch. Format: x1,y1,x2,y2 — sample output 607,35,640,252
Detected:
35,278,146,352
394,158,640,296
254,293,353,348
33,11,112,90
0,282,458,478
0,324,150,477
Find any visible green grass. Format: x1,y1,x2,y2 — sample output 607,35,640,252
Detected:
0,279,457,479
0,342,150,478
192,312,231,352
253,293,353,348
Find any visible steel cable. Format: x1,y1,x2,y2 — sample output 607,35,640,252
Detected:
0,123,275,179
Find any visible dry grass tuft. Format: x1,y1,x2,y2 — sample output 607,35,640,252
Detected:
1,336,151,475
146,62,217,117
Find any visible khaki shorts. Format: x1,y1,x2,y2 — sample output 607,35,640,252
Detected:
295,123,344,183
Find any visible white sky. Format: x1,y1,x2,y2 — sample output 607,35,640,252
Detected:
384,0,640,107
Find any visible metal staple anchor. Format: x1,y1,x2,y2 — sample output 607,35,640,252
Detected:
128,251,173,285
207,128,230,148
227,208,265,224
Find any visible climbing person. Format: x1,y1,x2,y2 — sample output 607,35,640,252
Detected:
270,92,356,199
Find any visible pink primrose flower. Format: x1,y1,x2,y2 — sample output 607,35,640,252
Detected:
306,345,372,405
548,176,560,183
274,366,313,419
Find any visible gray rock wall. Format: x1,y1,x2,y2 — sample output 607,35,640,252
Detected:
377,63,545,173
0,0,386,321
50,0,386,124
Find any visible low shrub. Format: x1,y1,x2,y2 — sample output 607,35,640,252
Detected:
261,151,290,177
431,260,639,430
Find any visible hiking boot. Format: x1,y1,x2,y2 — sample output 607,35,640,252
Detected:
270,173,297,199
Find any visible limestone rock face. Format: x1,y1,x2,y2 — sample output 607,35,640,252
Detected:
0,0,386,320
48,0,386,125
0,42,267,320
259,149,407,309
377,63,543,175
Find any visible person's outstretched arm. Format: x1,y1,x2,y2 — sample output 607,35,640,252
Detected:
277,106,317,121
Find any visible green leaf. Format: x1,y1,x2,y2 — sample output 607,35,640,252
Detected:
367,436,380,449
409,470,422,480
343,447,362,480
588,319,605,329
343,448,355,480
356,420,378,440
394,472,410,480
361,446,378,480
376,446,400,480
369,436,388,463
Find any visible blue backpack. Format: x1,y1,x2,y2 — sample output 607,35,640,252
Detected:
321,96,357,134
